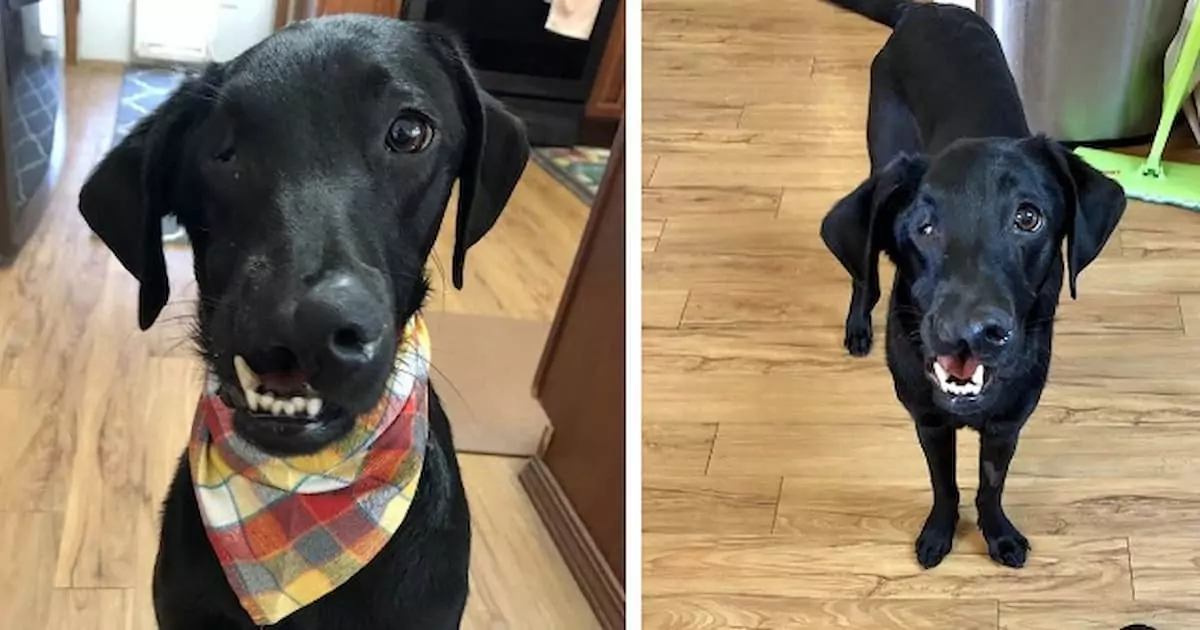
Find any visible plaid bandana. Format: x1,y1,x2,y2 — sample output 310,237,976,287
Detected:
188,315,431,626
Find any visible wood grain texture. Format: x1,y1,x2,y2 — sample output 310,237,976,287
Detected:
643,289,690,329
998,601,1200,630
0,65,594,629
644,535,1132,600
645,596,999,630
642,0,1200,626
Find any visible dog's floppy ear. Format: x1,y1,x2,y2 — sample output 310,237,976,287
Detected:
820,153,928,285
427,30,530,289
1037,136,1127,299
79,74,210,330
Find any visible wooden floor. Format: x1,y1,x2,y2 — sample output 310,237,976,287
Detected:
0,64,598,629
642,2,1200,629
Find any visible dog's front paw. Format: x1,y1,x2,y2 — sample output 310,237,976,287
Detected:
844,314,873,357
915,506,959,569
979,515,1030,568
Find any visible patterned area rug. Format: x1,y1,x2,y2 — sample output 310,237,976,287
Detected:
11,56,59,217
532,146,610,204
112,65,188,243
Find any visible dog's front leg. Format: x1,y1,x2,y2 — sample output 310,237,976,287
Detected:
976,429,1029,568
844,279,879,356
914,421,959,569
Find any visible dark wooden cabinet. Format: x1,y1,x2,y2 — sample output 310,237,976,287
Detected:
586,0,624,121
278,0,402,25
522,120,625,629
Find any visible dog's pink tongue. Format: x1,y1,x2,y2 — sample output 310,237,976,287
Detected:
937,355,980,381
259,371,307,395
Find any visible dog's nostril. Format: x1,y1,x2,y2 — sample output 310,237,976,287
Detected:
983,324,1012,346
332,326,368,351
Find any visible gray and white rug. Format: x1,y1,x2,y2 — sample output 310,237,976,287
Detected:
11,55,59,217
112,65,188,243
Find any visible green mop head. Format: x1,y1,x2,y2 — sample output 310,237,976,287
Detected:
1074,146,1200,211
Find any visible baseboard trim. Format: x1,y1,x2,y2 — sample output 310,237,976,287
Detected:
519,457,624,629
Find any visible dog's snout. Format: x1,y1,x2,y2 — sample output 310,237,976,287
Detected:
293,273,387,372
934,308,1014,354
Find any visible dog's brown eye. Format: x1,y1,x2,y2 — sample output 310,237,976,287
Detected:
1014,204,1044,232
385,113,434,153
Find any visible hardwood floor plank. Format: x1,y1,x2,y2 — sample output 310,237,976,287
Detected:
0,511,62,630
644,595,999,630
1129,538,1200,601
643,534,1132,601
644,476,782,535
459,455,601,629
644,100,745,131
1114,200,1200,257
643,186,782,221
645,218,667,252
776,477,1200,541
646,153,662,186
645,372,906,425
652,215,826,255
1181,294,1200,337
643,423,718,477
680,289,856,328
710,421,1200,480
998,601,1200,630
644,289,691,330
0,388,76,512
46,588,131,630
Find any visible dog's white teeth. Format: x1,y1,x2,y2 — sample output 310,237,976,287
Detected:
235,368,325,417
933,362,949,384
234,355,260,394
971,364,985,385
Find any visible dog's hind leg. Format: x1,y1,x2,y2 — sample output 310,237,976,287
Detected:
976,429,1029,568
914,421,960,569
865,57,922,174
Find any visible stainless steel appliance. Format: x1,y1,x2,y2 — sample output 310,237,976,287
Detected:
0,0,64,264
979,0,1188,143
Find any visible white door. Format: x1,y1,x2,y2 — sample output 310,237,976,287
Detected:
133,0,219,63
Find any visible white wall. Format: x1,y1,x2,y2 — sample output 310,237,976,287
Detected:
79,0,275,63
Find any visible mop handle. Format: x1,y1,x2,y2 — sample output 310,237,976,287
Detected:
1145,9,1200,175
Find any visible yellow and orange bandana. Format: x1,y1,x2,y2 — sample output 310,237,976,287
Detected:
188,315,431,626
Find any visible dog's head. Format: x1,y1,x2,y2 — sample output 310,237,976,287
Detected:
78,16,528,454
821,136,1125,414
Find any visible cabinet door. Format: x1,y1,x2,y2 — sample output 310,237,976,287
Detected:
586,0,625,120
533,120,625,585
319,0,401,16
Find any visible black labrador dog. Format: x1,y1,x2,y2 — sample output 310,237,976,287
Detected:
78,16,528,629
820,0,1125,569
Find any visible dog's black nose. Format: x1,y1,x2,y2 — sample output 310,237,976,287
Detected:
292,273,387,373
937,308,1014,354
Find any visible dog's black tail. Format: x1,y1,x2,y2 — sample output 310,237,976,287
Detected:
822,0,910,28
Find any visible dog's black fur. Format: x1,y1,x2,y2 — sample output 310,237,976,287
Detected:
78,16,530,629
820,0,1126,569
